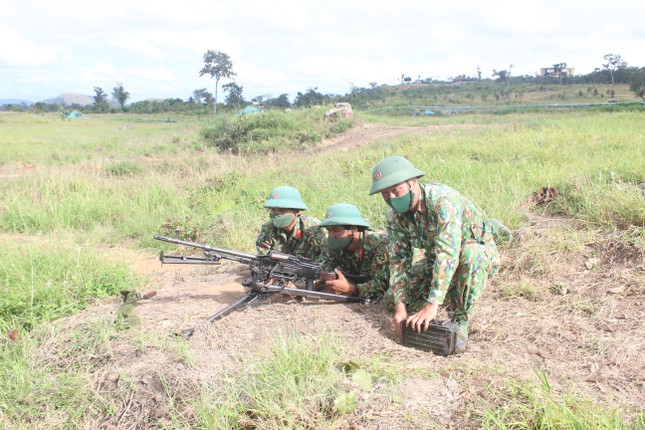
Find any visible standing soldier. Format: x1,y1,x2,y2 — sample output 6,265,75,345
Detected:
256,185,327,262
369,156,500,353
318,202,389,300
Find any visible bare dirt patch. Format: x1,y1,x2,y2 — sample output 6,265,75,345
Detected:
312,121,480,154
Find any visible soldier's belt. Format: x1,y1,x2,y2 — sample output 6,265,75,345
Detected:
401,320,457,356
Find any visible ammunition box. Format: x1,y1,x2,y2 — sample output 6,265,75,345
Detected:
401,320,457,356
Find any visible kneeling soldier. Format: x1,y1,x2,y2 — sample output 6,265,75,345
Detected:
369,156,501,353
319,202,389,300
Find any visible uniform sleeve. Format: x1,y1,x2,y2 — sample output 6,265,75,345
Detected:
303,226,328,262
387,215,414,306
427,195,463,304
255,223,274,256
321,249,339,271
357,241,389,298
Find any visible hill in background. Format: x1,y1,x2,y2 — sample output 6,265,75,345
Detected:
42,93,94,107
0,98,33,106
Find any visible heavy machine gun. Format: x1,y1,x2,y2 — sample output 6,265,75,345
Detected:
153,235,368,338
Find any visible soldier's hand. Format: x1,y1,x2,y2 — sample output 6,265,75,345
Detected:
407,302,439,333
392,303,408,337
282,280,296,289
325,268,354,295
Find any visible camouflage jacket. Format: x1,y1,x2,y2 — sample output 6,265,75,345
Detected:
323,230,389,298
386,183,497,306
256,214,328,261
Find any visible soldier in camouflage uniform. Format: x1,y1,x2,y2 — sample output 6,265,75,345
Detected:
369,156,501,353
256,185,327,262
318,203,389,299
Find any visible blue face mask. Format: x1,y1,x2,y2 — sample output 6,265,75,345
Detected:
386,189,415,213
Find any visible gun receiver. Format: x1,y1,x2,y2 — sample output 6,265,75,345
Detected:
153,235,369,338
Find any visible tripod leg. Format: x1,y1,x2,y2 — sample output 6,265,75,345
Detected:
180,292,260,339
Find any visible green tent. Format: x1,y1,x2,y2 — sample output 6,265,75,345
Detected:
237,106,262,116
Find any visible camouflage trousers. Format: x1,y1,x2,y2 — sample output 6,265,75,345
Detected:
385,241,500,323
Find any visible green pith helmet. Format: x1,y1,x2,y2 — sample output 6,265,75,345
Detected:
369,156,425,195
263,185,308,210
319,202,371,229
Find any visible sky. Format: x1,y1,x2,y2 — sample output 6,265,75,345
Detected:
1,0,643,104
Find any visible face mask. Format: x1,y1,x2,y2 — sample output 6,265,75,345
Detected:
386,189,415,213
327,235,353,251
270,212,295,229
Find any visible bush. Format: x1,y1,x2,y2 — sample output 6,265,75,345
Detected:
200,108,354,154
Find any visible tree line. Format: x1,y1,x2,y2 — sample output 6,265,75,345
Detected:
3,51,644,114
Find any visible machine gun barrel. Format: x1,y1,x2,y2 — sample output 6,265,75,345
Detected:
154,235,258,264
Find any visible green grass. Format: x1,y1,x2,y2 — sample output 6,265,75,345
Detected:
0,239,138,331
191,331,348,429
481,371,642,430
0,323,111,429
0,107,643,429
1,109,643,248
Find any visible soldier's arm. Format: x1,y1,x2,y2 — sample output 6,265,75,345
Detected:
427,195,463,304
255,223,273,256
303,225,328,262
356,242,389,298
388,217,413,306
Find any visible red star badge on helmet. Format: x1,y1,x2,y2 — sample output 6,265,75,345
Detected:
326,211,332,218
375,171,382,180
273,193,279,199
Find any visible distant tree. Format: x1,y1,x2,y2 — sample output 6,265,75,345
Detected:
476,66,482,80
369,81,378,89
265,93,291,109
222,82,244,109
403,76,412,84
492,69,509,82
111,82,130,110
603,54,627,85
93,86,109,113
199,50,236,116
294,87,325,108
629,69,645,99
192,88,213,105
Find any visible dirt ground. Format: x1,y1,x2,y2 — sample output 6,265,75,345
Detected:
32,123,645,429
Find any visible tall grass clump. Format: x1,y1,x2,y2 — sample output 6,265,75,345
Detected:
548,173,645,230
482,373,637,430
0,240,138,331
200,108,354,154
1,173,188,245
193,331,348,429
481,372,640,429
0,338,103,429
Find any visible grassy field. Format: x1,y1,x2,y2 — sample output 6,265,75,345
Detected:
0,104,643,429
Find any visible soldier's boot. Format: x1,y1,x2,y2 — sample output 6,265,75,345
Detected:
454,320,469,354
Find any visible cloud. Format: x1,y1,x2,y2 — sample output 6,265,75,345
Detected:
77,62,119,88
126,66,177,82
0,26,60,67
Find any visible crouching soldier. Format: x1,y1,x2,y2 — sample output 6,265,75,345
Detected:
256,185,327,262
318,202,389,300
369,156,501,353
